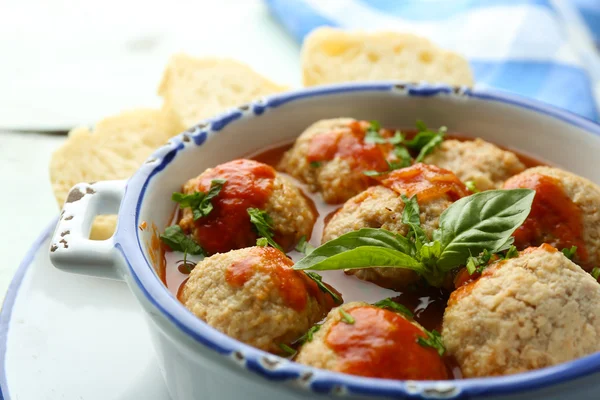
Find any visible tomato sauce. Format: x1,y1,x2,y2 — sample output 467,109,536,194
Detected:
325,305,448,380
306,121,396,174
379,163,470,202
504,173,588,268
184,159,276,255
225,246,338,311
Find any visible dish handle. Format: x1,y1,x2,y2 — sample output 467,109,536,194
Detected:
49,180,126,280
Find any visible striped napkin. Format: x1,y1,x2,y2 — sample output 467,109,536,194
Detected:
266,0,600,121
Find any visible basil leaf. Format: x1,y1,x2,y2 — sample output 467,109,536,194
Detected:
172,191,205,208
256,237,268,247
339,309,355,324
295,236,315,255
433,189,535,271
294,228,415,270
562,246,577,260
364,130,388,144
591,267,600,280
293,246,424,273
247,208,283,251
401,195,429,247
393,146,412,167
292,324,321,345
173,179,226,221
417,329,445,356
505,245,519,259
306,272,342,304
160,225,205,256
418,240,442,265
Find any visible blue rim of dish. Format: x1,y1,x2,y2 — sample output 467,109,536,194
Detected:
80,82,600,398
0,218,58,400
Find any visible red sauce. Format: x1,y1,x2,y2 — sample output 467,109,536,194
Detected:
186,159,276,255
325,305,448,380
379,163,470,202
225,247,339,312
306,121,395,175
504,173,588,268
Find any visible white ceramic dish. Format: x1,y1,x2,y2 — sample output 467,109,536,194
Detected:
0,221,170,400
45,83,600,399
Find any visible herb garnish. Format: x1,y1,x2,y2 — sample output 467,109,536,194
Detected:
465,180,479,193
562,246,577,260
373,298,414,318
310,161,322,168
465,249,492,275
160,225,205,256
339,308,355,324
306,272,342,304
405,120,446,163
278,343,297,358
592,267,600,281
256,237,268,247
293,324,321,345
505,245,519,259
294,189,535,287
363,159,411,177
295,236,315,255
172,179,226,221
417,329,445,356
247,208,283,251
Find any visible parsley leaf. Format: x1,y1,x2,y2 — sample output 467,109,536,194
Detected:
278,343,297,358
465,249,492,275
401,195,429,248
172,179,226,221
295,235,315,255
505,245,519,259
465,180,479,193
339,308,355,324
247,208,283,251
306,272,342,304
363,160,410,177
417,329,445,356
310,161,322,168
256,237,268,247
592,267,600,281
369,120,381,131
160,225,205,256
292,324,321,345
404,121,446,163
373,298,413,318
562,246,577,260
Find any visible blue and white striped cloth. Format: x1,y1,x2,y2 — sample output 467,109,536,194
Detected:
265,0,600,121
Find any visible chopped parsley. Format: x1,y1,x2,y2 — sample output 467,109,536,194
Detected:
310,161,322,168
172,179,226,220
363,159,410,177
292,324,321,345
465,180,479,193
465,249,492,275
405,120,446,163
247,208,283,251
562,246,577,260
417,329,445,356
160,225,205,256
278,343,297,358
256,237,268,247
306,272,342,304
295,235,315,255
504,245,519,259
339,308,355,324
373,298,414,318
592,267,600,281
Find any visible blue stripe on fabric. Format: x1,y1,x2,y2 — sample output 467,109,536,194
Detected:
356,0,553,20
471,60,599,121
264,0,338,42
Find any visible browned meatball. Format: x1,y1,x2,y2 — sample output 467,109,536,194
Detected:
323,163,470,290
444,244,600,378
279,118,401,204
181,246,341,354
179,159,315,254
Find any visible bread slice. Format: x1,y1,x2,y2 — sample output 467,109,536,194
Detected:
301,28,474,87
50,108,182,240
158,54,289,129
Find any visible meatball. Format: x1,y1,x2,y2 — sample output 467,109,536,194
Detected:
323,164,470,290
504,166,600,271
180,246,340,354
423,138,525,190
179,159,315,254
296,302,448,380
279,118,400,204
443,244,600,378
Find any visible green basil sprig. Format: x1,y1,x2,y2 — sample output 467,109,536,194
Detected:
294,189,535,287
